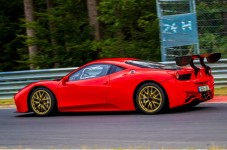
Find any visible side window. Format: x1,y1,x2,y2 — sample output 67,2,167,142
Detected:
69,64,111,81
109,65,125,75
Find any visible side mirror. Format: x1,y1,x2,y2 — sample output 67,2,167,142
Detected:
61,76,69,85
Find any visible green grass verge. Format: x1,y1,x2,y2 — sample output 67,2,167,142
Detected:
0,99,14,105
0,87,227,105
214,87,227,96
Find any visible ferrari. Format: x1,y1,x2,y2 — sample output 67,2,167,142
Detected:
14,53,221,116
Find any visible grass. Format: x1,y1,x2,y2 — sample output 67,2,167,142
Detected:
0,87,227,106
214,87,227,96
0,99,14,105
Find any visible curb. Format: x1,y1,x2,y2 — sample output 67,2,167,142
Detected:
205,96,227,103
0,105,16,108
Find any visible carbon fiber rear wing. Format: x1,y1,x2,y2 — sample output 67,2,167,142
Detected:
175,53,221,76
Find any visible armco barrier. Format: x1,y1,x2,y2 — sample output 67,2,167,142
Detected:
0,67,76,99
0,59,227,100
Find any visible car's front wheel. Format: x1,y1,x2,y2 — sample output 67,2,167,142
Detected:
29,87,56,116
135,83,167,114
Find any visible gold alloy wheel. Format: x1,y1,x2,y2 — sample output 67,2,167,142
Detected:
138,85,162,113
31,90,52,115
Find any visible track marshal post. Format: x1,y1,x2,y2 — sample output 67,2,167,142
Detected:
156,0,200,61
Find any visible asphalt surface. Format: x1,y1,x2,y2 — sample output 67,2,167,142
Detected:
0,103,227,149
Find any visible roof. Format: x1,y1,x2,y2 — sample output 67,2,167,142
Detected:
92,58,138,63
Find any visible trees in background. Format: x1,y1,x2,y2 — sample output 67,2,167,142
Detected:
0,0,160,71
96,0,160,60
23,0,38,69
87,0,101,40
196,0,227,57
0,0,25,71
0,0,226,71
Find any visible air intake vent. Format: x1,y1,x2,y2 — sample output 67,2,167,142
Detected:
179,74,191,80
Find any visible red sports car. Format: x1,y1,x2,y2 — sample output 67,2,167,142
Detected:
14,53,221,116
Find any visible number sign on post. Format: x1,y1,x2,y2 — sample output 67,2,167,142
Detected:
156,0,199,61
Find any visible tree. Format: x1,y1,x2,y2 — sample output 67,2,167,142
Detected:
23,0,38,69
87,0,101,40
27,0,96,68
196,0,227,57
95,0,160,60
1,0,175,71
46,0,58,67
0,0,25,71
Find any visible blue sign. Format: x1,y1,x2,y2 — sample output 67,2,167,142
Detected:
160,13,199,47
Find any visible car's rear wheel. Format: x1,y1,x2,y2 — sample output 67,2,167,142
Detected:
135,83,167,114
29,87,56,116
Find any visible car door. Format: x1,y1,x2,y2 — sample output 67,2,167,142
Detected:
57,64,111,108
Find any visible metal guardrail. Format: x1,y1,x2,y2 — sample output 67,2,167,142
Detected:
0,59,227,99
0,67,76,99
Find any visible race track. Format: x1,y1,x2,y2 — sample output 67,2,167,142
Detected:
0,103,227,149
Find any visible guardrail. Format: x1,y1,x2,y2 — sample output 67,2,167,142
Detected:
0,67,76,100
0,59,227,99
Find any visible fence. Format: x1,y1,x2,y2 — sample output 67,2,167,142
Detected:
156,1,227,60
0,67,77,100
0,59,227,100
197,1,227,58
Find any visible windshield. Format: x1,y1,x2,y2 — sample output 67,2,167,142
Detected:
125,60,180,70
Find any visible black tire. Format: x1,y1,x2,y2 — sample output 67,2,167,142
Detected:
29,87,56,116
135,83,167,114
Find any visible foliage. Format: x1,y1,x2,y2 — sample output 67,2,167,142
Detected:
21,0,95,69
0,0,226,71
18,0,161,69
97,0,160,61
199,33,227,58
196,1,227,57
0,0,26,71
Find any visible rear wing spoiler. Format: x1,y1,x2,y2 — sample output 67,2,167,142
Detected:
175,53,221,76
